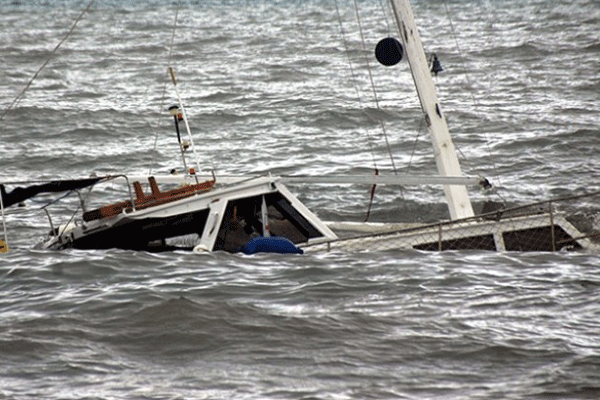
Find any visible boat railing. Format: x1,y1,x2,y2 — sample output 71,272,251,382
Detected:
80,174,216,223
38,175,135,237
304,190,600,253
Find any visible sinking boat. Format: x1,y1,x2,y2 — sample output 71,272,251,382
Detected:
2,0,599,254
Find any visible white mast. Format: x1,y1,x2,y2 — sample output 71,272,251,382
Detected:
390,0,474,220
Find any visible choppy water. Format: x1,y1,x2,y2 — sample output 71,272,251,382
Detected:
1,0,600,398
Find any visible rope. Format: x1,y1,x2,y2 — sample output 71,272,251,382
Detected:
0,1,95,123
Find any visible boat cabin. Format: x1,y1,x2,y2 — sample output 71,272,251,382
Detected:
43,175,337,252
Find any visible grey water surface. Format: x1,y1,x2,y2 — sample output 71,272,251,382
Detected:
1,0,600,398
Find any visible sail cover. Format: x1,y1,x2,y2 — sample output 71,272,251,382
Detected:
0,177,106,208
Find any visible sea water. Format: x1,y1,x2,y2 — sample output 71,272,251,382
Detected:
1,0,600,398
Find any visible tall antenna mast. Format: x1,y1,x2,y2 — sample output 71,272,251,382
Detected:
168,67,203,180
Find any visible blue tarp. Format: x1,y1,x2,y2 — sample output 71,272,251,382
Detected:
240,236,304,255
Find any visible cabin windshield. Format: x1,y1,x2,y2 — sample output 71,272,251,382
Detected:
213,192,323,252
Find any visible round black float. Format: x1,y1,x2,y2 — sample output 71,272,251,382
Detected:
375,37,403,66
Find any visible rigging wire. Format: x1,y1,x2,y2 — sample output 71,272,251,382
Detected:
334,0,385,222
149,7,180,175
150,6,217,178
352,0,399,175
0,185,7,253
405,116,425,174
442,0,503,190
0,1,95,123
374,0,422,179
377,0,392,36
333,0,378,171
377,0,425,176
0,1,95,252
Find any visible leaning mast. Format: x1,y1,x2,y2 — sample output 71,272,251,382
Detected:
390,0,475,220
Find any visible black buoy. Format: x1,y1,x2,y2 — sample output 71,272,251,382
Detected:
375,37,403,66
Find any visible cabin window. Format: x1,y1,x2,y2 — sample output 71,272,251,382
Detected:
213,193,323,252
76,208,210,251
413,234,496,251
502,226,580,251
